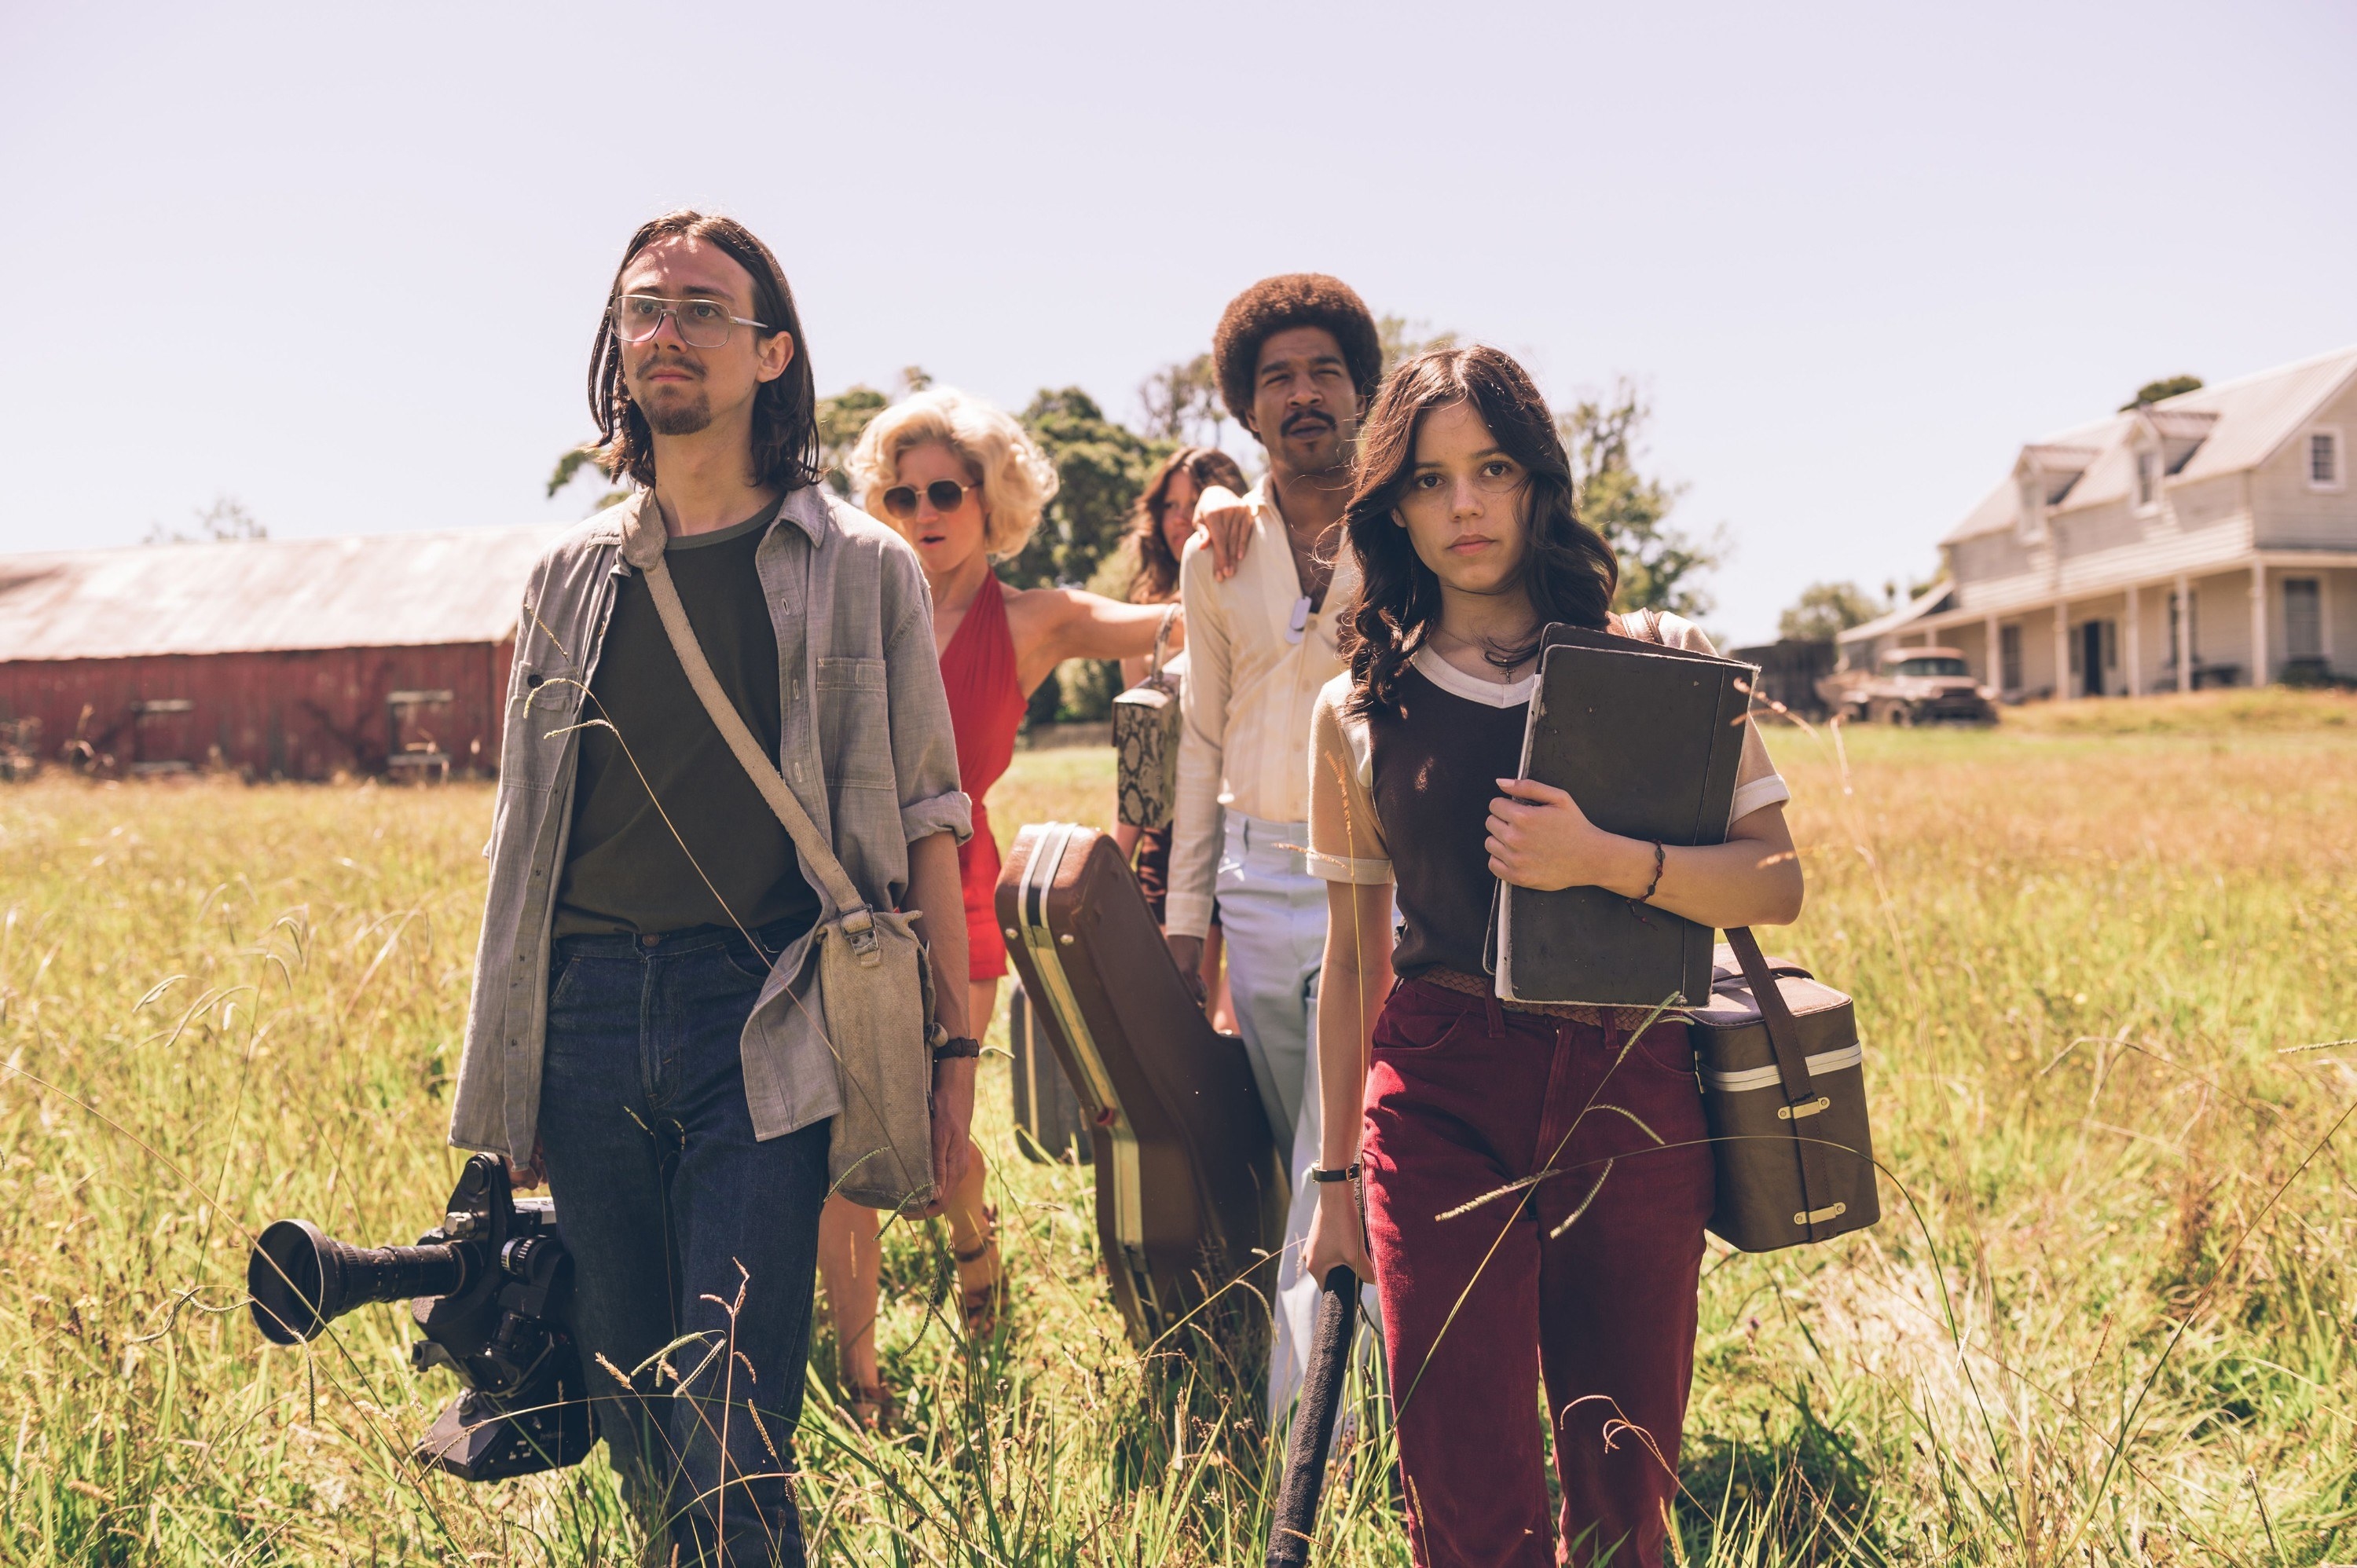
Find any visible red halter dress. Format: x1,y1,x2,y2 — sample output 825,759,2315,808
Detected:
940,573,1028,981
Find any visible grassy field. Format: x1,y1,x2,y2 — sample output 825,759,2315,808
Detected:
2,693,2353,1564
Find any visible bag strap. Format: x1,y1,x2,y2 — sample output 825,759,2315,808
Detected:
640,551,874,937
1149,603,1178,678
1724,926,1814,1103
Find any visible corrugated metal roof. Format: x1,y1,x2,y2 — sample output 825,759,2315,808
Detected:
1941,345,2357,543
0,523,566,661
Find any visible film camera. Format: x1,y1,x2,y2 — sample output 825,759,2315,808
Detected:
247,1153,596,1480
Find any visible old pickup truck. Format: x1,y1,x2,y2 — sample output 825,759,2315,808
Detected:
1816,647,1999,725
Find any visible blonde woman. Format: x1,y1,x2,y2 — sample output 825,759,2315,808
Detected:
820,387,1173,1421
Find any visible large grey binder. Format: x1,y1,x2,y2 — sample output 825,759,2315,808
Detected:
1490,625,1757,1009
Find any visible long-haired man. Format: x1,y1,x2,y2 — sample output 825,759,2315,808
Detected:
449,211,974,1564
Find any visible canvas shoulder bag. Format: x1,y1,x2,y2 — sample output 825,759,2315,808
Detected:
640,553,940,1214
1621,608,1879,1251
1111,603,1182,830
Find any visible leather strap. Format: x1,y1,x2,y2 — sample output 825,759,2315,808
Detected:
1724,927,1813,1102
639,551,874,937
1726,924,1842,1236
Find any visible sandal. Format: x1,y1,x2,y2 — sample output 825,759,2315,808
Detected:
952,1206,1006,1339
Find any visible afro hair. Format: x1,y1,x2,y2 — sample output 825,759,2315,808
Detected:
1211,273,1383,430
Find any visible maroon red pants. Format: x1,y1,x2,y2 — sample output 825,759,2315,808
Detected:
1361,979,1715,1568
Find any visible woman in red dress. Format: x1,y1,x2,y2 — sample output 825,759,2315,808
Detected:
817,387,1175,1422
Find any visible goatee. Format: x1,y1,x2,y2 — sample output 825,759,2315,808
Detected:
641,392,713,437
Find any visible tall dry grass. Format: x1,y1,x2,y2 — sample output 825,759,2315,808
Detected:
0,696,2350,1564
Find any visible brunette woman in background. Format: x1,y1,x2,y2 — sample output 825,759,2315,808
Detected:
1303,347,1802,1566
1116,445,1248,1029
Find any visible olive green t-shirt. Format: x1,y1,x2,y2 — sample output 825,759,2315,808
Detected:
552,497,823,940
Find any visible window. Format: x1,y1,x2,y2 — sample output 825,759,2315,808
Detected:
2313,430,2344,490
2017,475,2045,543
2135,449,2160,511
2285,578,2322,662
1894,656,1970,678
2000,625,2023,691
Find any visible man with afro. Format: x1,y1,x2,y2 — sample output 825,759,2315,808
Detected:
1166,273,1386,1420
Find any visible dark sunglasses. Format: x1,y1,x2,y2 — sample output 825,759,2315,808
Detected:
879,479,977,520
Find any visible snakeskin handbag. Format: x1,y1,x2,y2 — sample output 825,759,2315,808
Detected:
1112,606,1182,830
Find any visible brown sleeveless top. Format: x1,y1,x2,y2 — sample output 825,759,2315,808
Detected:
1364,658,1532,978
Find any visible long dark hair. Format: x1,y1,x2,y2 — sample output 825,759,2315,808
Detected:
1126,446,1250,603
588,210,823,492
1341,346,1618,717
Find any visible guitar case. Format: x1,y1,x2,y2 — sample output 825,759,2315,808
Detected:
996,822,1288,1353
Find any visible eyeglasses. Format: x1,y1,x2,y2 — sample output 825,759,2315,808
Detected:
610,293,773,349
878,479,978,520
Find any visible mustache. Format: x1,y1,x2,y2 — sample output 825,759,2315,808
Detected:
1281,409,1335,436
630,354,702,380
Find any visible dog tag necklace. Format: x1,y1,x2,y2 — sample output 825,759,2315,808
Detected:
1286,595,1310,645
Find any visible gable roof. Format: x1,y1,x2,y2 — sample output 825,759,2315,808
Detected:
0,523,565,662
1942,344,2357,544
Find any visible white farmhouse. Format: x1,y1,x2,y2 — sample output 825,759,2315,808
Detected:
1839,346,2356,698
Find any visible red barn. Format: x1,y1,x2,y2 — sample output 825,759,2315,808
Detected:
0,525,563,779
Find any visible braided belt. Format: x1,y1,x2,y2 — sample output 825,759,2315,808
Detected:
1418,966,1673,1032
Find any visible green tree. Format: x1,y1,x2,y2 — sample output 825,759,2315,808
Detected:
1011,388,1168,591
2120,374,2202,411
1377,314,1458,378
1778,581,1882,643
544,445,628,513
1556,379,1721,617
145,494,266,544
1014,388,1172,723
1137,353,1227,446
815,385,889,496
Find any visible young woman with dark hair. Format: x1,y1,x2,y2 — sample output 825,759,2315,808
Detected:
1116,445,1250,1026
1126,445,1252,607
1303,346,1803,1567
1118,446,1245,881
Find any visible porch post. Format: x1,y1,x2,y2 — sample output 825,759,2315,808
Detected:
2124,583,2143,697
2053,599,2072,700
2249,559,2269,687
1984,613,2000,688
2175,573,2192,692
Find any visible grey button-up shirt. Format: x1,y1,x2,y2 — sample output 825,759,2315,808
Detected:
447,484,970,1164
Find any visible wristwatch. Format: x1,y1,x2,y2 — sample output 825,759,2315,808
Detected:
932,1035,983,1063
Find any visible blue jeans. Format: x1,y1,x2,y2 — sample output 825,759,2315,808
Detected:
538,918,827,1567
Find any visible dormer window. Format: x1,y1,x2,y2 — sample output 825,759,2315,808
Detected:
2311,429,2344,491
2135,449,2160,511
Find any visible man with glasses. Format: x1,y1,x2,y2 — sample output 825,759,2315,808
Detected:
449,210,974,1566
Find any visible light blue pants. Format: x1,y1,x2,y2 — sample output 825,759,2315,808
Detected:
1215,811,1382,1423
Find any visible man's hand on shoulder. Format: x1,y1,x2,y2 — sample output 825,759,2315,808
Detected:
1192,487,1255,582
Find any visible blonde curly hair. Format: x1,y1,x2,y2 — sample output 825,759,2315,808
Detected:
848,387,1061,562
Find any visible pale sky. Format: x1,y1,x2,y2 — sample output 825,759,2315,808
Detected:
4,1,2352,643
